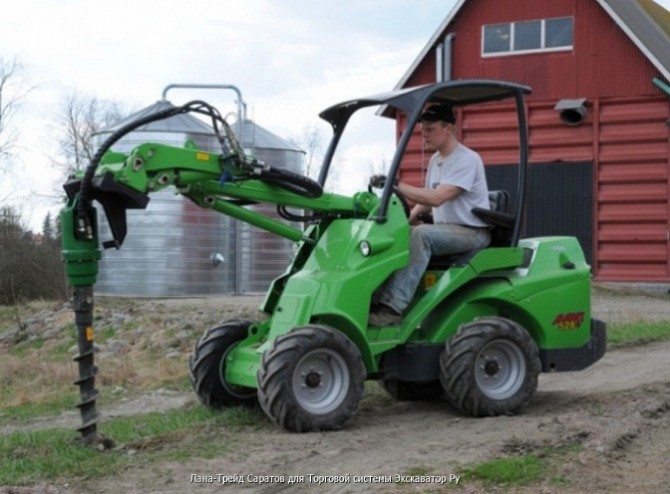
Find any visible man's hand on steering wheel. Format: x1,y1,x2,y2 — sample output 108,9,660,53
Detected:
368,174,410,218
369,173,400,190
368,174,388,189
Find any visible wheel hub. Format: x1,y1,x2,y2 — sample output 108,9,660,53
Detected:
292,349,350,414
484,359,500,376
474,339,526,400
304,371,322,389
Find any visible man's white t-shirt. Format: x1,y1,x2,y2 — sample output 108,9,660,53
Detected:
425,143,490,227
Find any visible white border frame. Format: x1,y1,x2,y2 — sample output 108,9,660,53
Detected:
481,17,574,58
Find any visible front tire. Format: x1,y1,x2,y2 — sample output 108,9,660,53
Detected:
439,317,540,417
189,320,257,409
257,325,366,432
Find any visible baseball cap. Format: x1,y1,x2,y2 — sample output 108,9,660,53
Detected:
419,104,455,124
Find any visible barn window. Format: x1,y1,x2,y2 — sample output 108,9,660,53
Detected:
482,17,573,56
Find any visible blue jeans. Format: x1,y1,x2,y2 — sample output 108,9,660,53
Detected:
377,223,491,313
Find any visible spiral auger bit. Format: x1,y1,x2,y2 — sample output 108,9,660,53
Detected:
71,286,101,443
61,197,115,449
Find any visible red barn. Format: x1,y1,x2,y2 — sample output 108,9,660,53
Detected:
395,0,670,281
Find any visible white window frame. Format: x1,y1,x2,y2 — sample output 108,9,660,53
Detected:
481,17,573,57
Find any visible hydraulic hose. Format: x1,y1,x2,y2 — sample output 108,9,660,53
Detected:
77,101,322,230
256,166,323,199
76,104,201,235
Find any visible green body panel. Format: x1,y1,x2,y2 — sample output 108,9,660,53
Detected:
226,196,410,388
414,237,592,351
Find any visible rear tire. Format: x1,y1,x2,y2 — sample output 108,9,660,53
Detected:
189,320,257,409
439,317,540,416
257,325,366,432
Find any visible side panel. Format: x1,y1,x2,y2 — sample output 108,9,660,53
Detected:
420,237,593,352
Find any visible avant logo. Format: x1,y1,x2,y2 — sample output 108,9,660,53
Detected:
552,312,585,330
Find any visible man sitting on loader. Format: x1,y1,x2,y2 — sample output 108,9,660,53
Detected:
369,103,491,326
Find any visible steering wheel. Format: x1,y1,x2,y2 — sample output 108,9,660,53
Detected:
368,175,410,218
392,186,411,218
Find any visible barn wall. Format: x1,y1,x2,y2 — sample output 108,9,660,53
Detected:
398,0,670,281
398,96,670,280
405,0,662,100
596,96,670,280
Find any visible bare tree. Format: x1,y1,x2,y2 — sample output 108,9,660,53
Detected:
0,57,30,175
52,90,128,176
291,122,325,180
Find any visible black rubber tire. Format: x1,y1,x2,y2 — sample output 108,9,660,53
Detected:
189,320,257,409
257,325,366,432
439,317,540,417
379,379,445,401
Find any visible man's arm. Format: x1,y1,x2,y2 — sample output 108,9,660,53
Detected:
408,203,431,225
398,182,462,208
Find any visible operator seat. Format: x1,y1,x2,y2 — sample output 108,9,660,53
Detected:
427,190,514,270
472,189,514,248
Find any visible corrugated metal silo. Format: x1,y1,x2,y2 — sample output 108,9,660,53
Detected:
237,119,305,293
95,98,304,296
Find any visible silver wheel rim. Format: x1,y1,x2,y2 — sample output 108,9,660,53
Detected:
474,339,526,400
292,348,349,414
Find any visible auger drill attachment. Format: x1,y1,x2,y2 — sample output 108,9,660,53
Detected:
60,199,102,445
61,172,152,445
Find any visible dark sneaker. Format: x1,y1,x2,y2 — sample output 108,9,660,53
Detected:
368,304,402,326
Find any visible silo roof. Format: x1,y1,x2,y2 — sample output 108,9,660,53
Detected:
239,119,302,152
100,100,303,153
101,100,215,135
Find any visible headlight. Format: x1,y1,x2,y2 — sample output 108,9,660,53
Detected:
360,240,371,257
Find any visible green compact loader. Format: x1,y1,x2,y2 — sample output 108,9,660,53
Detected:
61,79,606,443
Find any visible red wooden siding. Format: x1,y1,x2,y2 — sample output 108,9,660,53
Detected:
398,96,670,280
398,0,670,281
596,97,670,280
405,0,661,100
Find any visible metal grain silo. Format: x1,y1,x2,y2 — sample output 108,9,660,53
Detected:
236,119,305,293
94,86,304,296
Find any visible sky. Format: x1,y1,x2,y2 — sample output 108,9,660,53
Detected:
0,0,454,232
2,0,670,232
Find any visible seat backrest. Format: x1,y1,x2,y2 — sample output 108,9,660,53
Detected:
489,190,511,214
427,190,516,270
471,190,515,247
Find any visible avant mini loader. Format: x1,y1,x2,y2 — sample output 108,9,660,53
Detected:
61,79,606,443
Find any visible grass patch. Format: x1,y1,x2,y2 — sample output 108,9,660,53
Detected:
0,350,76,422
0,404,270,485
0,428,121,485
0,394,76,425
607,321,670,347
7,337,46,357
459,439,583,490
460,456,545,487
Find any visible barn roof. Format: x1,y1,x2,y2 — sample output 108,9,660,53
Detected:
395,0,670,89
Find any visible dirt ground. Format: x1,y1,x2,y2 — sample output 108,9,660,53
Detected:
2,283,670,494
